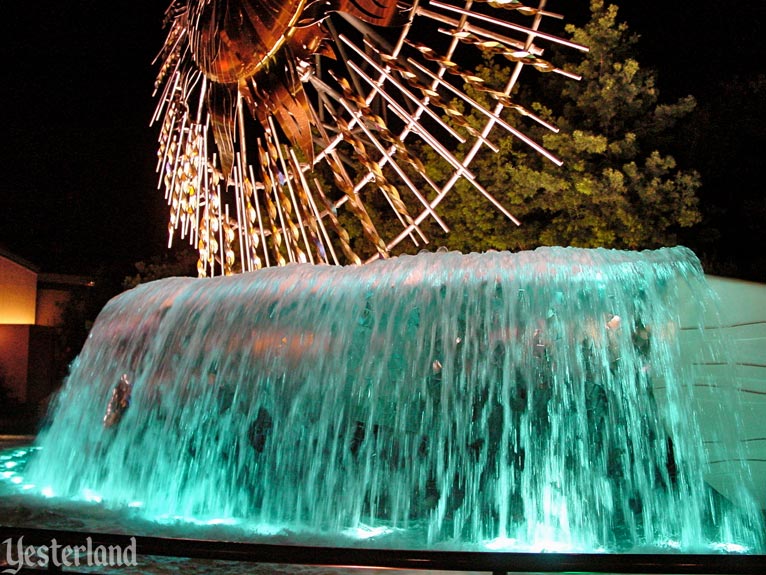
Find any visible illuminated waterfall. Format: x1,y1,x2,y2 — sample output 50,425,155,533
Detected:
21,246,765,552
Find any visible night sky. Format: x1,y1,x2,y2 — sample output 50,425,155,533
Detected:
1,1,763,278
1,2,167,275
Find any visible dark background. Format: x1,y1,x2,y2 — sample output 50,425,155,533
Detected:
1,2,167,278
1,1,763,280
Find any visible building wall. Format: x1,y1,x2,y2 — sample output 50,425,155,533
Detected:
0,324,30,403
1,259,93,410
36,288,70,327
27,326,59,406
0,257,37,325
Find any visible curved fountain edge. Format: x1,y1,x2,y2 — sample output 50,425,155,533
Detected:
0,525,764,574
677,275,766,509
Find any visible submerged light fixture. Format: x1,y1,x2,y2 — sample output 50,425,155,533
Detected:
152,0,587,275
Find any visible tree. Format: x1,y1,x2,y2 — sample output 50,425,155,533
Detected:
122,247,198,290
45,251,197,393
408,0,702,253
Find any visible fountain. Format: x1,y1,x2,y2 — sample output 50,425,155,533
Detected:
3,246,763,555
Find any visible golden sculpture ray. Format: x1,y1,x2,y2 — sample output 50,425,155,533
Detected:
153,0,587,276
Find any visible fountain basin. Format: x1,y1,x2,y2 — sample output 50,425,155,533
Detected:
2,247,764,554
675,275,766,509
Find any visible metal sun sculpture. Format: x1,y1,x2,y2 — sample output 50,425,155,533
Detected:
153,0,587,276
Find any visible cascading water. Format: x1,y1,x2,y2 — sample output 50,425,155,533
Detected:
14,246,765,552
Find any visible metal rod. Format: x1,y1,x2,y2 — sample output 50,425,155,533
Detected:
385,0,564,252
429,0,589,52
326,85,449,234
344,60,478,183
288,148,332,265
275,142,314,264
338,35,466,144
232,163,246,273
415,7,543,56
309,178,341,266
337,97,427,246
248,165,271,268
406,57,562,162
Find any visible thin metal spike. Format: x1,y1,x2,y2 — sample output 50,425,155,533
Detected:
156,107,178,181
434,27,579,79
257,139,287,267
335,96,443,239
266,116,307,264
386,0,475,156
265,138,295,264
151,16,187,68
166,113,189,203
235,95,253,271
248,165,271,268
406,57,562,164
337,35,466,144
232,163,245,273
345,60,479,182
337,11,397,53
406,51,559,132
285,149,327,264
387,0,559,250
312,175,362,265
414,6,544,56
335,103,427,246
152,68,181,126
217,191,226,275
429,0,589,52
306,179,341,266
472,0,563,19
324,17,369,108
384,0,562,251
275,142,314,264
195,123,207,255
195,75,207,124
312,74,449,233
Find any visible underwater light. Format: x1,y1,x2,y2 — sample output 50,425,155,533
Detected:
41,487,54,498
82,489,103,503
711,542,749,553
205,518,239,526
483,537,520,551
483,536,601,554
153,514,240,527
343,525,394,540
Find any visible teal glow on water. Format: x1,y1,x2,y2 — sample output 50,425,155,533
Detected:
10,247,765,552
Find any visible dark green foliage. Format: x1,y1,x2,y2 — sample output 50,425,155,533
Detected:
368,1,703,254
122,247,198,289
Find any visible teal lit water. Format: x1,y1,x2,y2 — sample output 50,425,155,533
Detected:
3,247,764,553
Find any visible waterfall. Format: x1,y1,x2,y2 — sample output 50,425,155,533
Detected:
23,246,764,552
